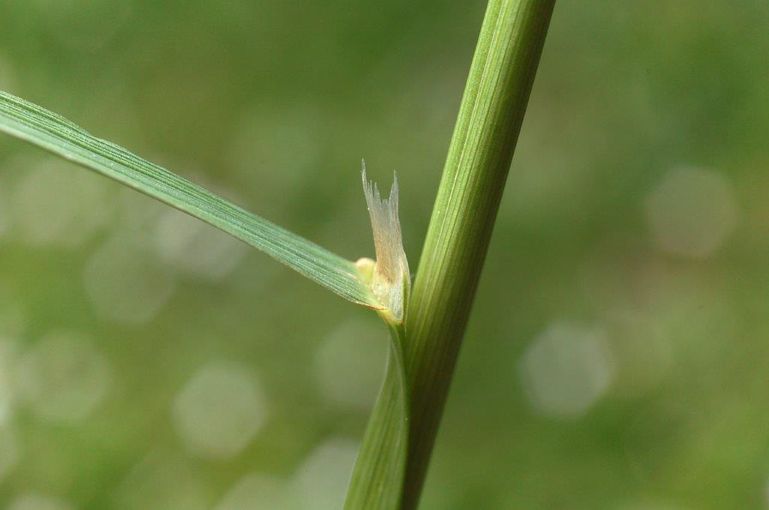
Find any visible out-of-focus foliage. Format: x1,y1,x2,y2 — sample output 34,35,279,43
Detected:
0,1,768,509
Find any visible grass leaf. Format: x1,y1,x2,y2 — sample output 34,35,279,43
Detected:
0,90,379,307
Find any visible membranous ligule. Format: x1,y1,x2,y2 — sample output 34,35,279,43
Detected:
357,164,410,323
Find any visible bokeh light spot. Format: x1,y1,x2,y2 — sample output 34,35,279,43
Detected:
153,208,247,282
292,437,359,510
520,321,614,418
11,157,113,249
645,166,738,258
83,234,176,325
314,318,386,409
15,331,112,424
227,106,322,200
172,361,267,460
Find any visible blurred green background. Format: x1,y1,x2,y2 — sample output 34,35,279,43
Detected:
1,0,769,509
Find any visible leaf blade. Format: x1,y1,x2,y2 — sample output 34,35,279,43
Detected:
0,90,378,307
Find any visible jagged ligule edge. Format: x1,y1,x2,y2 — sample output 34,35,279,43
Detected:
360,163,410,322
0,90,381,308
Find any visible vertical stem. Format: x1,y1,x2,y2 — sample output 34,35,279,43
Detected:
402,0,554,507
346,326,409,510
345,1,554,508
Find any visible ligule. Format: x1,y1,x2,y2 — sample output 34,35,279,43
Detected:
358,162,410,324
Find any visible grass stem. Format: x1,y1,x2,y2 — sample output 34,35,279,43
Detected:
348,1,556,508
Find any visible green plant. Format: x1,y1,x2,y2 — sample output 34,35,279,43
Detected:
0,0,554,507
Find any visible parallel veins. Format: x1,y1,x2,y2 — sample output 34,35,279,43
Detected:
0,90,379,308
